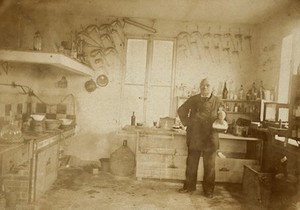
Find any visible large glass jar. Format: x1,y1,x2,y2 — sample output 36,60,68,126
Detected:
0,121,23,143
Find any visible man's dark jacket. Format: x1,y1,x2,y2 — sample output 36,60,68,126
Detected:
177,94,223,152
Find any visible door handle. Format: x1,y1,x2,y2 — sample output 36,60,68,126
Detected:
138,97,147,100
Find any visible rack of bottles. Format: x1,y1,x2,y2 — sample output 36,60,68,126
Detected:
223,100,261,115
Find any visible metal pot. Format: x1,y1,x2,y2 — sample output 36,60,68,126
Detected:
85,79,97,92
96,74,109,87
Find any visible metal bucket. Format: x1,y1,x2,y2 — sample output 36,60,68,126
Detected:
99,158,110,172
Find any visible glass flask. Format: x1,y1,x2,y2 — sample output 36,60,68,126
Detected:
0,121,23,142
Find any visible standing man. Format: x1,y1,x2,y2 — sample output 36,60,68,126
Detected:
177,78,223,198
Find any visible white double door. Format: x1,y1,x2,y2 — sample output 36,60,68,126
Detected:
120,38,175,127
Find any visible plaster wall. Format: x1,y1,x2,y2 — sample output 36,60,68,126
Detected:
0,4,259,160
255,6,300,95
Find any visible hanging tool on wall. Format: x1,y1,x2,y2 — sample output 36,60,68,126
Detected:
111,19,125,53
192,31,206,49
223,41,231,64
224,29,236,51
100,34,115,48
123,18,156,33
177,32,191,58
235,28,243,51
203,28,214,63
232,49,241,69
213,33,222,63
244,34,252,53
83,25,104,47
231,29,241,69
78,28,103,48
190,31,202,60
99,24,113,35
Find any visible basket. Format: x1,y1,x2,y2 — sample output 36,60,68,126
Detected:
45,119,62,130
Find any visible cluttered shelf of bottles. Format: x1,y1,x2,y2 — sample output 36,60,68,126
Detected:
176,80,270,123
176,80,273,101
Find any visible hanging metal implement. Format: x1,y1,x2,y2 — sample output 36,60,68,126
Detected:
123,18,156,33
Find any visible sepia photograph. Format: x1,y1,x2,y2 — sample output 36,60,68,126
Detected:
0,0,299,209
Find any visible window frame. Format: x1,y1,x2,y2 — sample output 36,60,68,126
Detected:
119,35,177,127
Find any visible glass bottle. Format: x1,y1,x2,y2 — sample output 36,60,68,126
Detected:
258,80,265,100
33,31,42,51
234,103,238,112
251,82,257,100
131,112,136,126
0,113,22,142
238,85,244,100
222,81,228,99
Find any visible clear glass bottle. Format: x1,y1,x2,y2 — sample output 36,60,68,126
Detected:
33,31,42,51
0,117,22,142
259,80,265,99
251,82,257,100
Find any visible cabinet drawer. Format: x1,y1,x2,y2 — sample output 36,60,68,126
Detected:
216,158,258,183
219,139,247,154
138,134,186,154
1,144,28,175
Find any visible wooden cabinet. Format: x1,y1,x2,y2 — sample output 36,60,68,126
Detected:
136,132,187,180
133,129,261,183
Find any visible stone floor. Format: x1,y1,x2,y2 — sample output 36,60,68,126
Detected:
30,167,265,210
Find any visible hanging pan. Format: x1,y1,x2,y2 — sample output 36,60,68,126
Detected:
96,74,109,87
85,79,97,92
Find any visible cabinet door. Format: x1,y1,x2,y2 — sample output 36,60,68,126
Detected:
35,144,58,200
1,144,29,175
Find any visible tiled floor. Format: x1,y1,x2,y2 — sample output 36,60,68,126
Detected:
31,167,260,210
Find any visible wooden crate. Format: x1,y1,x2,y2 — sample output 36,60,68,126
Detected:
242,165,272,208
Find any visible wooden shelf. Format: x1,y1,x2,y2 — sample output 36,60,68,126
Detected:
0,49,94,77
222,99,261,103
226,111,257,114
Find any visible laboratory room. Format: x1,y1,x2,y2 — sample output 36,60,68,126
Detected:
0,0,299,209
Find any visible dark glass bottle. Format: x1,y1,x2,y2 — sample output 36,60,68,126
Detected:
238,85,244,100
222,81,228,99
131,112,136,126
